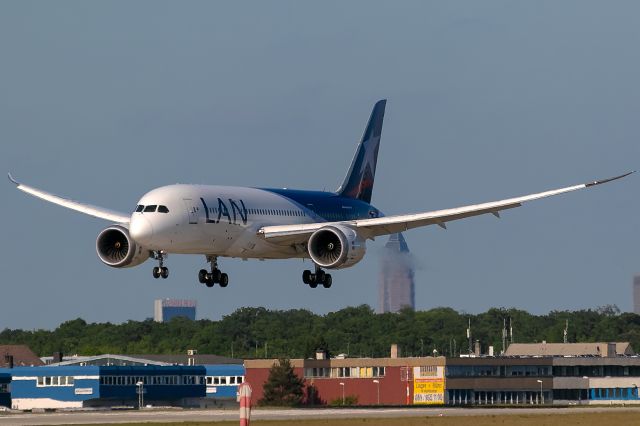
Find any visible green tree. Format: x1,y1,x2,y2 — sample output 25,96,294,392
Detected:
259,358,304,406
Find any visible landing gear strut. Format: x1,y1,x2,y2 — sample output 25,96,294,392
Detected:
198,256,229,288
152,251,169,279
302,265,332,288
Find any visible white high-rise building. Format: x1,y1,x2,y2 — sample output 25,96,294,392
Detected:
378,233,415,313
634,275,640,315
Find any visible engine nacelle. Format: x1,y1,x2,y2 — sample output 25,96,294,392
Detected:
96,225,150,268
307,225,366,269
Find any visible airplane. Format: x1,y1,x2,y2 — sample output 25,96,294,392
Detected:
9,100,633,289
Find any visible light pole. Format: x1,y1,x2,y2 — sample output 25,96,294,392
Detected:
373,379,380,405
339,382,345,405
136,381,144,409
536,380,543,404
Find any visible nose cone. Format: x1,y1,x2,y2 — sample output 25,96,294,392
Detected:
129,215,154,245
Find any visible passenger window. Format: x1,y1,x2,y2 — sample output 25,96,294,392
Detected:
158,205,169,213
144,205,157,213
135,205,144,212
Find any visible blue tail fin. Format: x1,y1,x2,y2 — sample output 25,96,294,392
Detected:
336,99,386,204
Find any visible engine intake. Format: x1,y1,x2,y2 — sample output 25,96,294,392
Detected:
307,225,366,269
96,225,150,268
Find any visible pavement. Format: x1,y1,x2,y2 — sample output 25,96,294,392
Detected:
1,406,640,425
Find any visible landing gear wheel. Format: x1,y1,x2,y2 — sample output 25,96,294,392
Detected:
322,274,332,288
219,273,229,287
152,251,168,279
302,266,333,288
160,267,169,279
200,256,229,288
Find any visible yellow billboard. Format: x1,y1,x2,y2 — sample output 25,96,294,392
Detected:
413,366,445,405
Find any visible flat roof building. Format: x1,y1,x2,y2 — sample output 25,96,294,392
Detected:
154,299,196,322
504,342,633,357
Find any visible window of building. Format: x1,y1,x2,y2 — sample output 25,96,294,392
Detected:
373,366,385,377
420,366,437,377
37,376,75,387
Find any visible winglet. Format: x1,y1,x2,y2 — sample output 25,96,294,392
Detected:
585,171,634,187
7,172,19,185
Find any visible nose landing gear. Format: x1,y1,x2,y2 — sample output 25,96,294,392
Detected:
302,265,332,288
152,251,169,279
199,256,229,288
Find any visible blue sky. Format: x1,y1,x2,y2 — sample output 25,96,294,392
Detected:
1,1,638,329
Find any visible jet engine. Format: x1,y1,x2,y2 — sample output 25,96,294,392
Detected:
307,225,366,269
96,225,150,268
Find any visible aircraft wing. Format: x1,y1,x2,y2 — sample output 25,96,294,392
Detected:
8,173,130,224
258,172,633,244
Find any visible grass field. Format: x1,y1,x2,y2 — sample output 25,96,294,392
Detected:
80,411,640,426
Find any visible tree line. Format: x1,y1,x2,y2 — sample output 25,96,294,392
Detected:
1,304,639,359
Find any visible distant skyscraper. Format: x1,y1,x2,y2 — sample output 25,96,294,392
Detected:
634,275,640,314
378,233,415,313
154,299,197,322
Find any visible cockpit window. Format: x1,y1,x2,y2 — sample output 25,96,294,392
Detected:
135,205,144,212
143,205,157,213
158,205,169,213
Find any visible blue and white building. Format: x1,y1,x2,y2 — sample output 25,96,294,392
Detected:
0,354,245,410
154,299,196,322
204,364,245,399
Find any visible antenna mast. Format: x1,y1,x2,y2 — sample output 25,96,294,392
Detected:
467,318,472,354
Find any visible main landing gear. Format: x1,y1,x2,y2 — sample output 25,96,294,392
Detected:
302,265,332,289
198,256,229,288
152,251,169,279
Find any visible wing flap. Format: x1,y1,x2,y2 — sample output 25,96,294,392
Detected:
9,173,130,224
258,172,632,244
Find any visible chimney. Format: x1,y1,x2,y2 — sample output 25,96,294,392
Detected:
4,355,13,369
607,342,617,357
53,351,63,363
474,340,481,357
391,344,400,359
488,346,494,357
315,349,327,360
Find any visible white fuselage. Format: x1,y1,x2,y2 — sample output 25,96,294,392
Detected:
129,184,322,259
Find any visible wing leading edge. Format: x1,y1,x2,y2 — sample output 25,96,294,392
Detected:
8,173,130,223
258,171,633,244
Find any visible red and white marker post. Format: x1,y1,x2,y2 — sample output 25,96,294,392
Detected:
237,382,253,426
